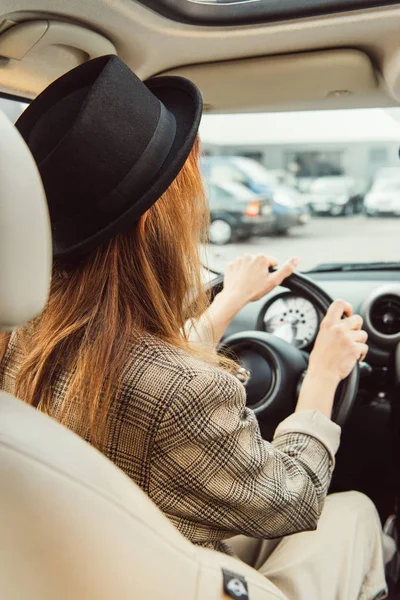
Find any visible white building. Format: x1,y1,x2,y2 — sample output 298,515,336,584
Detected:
200,109,400,189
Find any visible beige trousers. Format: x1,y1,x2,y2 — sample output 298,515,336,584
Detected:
230,492,391,600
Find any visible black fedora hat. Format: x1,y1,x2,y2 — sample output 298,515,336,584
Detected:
16,55,203,261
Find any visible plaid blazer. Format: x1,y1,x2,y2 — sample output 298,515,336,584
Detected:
0,331,340,554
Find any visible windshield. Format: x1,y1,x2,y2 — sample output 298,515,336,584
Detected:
2,97,400,274
200,107,400,272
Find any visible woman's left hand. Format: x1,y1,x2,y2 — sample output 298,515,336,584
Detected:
220,254,300,312
187,254,300,347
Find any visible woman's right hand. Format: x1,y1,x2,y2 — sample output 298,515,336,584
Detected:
308,299,368,386
296,300,368,418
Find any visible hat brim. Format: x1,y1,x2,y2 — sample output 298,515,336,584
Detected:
50,74,202,261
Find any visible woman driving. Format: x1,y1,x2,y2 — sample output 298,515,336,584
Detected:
0,55,390,599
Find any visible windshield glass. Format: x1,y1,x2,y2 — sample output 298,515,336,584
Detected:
200,107,400,272
3,97,400,274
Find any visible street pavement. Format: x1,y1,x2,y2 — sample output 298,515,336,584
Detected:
203,215,400,273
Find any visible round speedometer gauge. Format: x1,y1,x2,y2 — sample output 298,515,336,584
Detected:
263,293,319,349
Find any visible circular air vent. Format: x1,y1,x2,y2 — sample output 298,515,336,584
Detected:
361,284,400,347
370,295,400,336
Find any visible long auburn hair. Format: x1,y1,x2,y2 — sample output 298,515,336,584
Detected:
0,137,232,448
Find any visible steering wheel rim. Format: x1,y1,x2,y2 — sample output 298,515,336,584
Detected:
212,271,359,427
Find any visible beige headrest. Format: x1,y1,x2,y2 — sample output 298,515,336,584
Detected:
0,110,51,331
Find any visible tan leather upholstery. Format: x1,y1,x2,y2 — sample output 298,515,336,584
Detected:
0,110,51,331
0,113,285,599
0,392,285,599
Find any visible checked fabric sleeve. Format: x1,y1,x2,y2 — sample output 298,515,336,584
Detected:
149,367,341,548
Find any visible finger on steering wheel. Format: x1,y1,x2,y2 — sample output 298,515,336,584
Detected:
264,255,278,267
324,299,353,323
343,314,364,331
357,343,369,362
350,329,368,343
269,257,300,287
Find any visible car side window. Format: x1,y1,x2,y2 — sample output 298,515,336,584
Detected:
0,97,28,122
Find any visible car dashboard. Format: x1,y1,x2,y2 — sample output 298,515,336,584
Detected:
222,269,400,367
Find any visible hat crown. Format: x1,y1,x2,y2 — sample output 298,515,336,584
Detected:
16,55,203,261
19,56,164,223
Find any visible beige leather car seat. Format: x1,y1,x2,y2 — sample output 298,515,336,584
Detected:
0,111,286,600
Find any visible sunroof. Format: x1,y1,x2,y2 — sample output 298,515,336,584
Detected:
138,0,399,25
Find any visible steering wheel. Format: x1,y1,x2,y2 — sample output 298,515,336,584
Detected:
212,271,359,428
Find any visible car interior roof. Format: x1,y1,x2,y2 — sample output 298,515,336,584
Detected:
1,1,400,113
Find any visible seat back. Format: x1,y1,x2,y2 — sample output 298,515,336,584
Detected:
0,111,51,330
0,111,285,600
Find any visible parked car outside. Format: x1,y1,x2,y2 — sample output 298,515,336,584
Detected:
364,178,400,216
305,176,363,216
373,167,400,183
274,185,311,226
201,156,309,235
207,181,275,244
